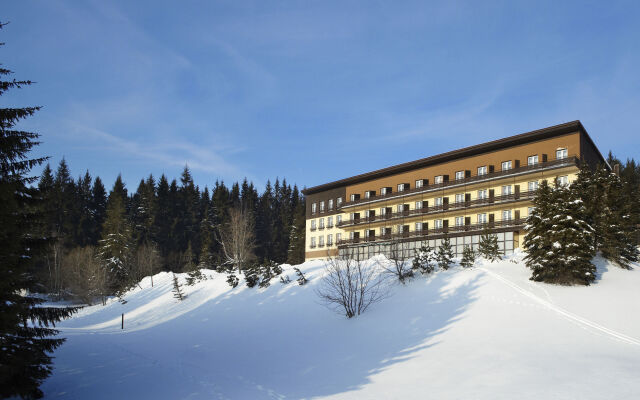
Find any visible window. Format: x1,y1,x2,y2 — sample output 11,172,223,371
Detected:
397,225,405,233
397,184,405,192
397,204,403,213
528,155,538,166
502,185,512,196
311,237,316,247
319,236,324,247
502,210,512,221
337,215,342,224
528,181,539,192
477,166,487,176
415,179,424,188
349,231,355,240
336,233,342,242
455,171,464,180
415,222,423,231
311,219,316,230
350,213,355,221
501,161,512,171
380,207,386,216
477,213,487,224
328,199,334,210
556,148,568,160
327,216,333,228
415,200,423,209
455,216,464,226
312,203,317,214
380,187,390,195
528,207,534,216
434,219,443,229
320,201,325,212
557,175,569,186
327,234,333,246
477,189,487,199
337,197,343,207
319,218,325,229
434,175,443,184
350,194,357,201
455,193,464,203
435,197,443,206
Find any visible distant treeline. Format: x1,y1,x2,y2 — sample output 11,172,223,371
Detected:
34,159,305,298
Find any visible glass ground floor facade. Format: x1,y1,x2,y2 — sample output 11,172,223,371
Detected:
338,231,517,260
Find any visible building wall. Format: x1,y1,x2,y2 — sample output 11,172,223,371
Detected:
304,128,595,261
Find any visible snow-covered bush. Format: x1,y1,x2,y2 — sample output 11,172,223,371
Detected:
412,243,436,275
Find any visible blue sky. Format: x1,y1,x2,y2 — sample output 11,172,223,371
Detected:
3,1,640,192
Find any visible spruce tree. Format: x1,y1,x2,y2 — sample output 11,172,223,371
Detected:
479,227,501,262
0,23,78,398
171,273,185,301
99,187,133,293
436,235,454,270
460,245,476,268
412,242,436,274
524,181,596,285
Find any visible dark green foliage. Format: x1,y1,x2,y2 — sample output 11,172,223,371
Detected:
294,267,308,285
280,275,291,284
523,180,596,285
0,23,79,398
226,273,239,288
436,235,454,270
574,163,639,268
412,243,436,275
98,186,133,293
242,260,283,288
460,245,476,268
479,227,501,262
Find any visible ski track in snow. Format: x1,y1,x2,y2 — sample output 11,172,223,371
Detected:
480,267,640,347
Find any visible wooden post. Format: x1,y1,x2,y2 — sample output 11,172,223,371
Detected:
121,313,124,330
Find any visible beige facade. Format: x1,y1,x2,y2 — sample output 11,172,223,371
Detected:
302,122,604,261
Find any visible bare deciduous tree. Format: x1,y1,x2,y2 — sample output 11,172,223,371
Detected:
61,246,107,305
316,251,389,318
380,238,413,283
134,241,161,287
218,207,255,273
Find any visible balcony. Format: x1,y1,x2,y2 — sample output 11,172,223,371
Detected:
336,218,525,246
337,191,535,228
340,156,578,209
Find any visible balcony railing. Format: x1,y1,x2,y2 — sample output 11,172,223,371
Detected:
339,156,578,209
337,218,525,246
337,191,535,228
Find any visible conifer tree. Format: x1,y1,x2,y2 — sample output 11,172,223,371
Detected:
524,180,596,285
0,23,78,398
90,176,107,245
286,186,306,265
436,235,454,270
172,273,185,301
412,242,436,274
479,227,501,262
460,245,476,268
99,186,133,293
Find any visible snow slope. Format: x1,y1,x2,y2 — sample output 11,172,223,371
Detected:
42,254,640,399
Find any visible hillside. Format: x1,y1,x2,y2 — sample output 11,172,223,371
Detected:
42,254,640,399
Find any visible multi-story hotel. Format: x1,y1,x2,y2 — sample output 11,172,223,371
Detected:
302,121,606,261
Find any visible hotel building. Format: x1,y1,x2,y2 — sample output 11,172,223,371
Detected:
302,121,606,261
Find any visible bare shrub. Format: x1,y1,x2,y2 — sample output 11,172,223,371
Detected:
316,253,389,318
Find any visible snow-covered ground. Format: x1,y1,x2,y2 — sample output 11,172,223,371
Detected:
42,254,640,399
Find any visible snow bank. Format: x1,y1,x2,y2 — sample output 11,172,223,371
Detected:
42,255,640,399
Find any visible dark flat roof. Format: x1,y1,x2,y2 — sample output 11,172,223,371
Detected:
302,120,605,195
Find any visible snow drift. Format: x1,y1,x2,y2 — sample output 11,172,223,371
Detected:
42,254,640,399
